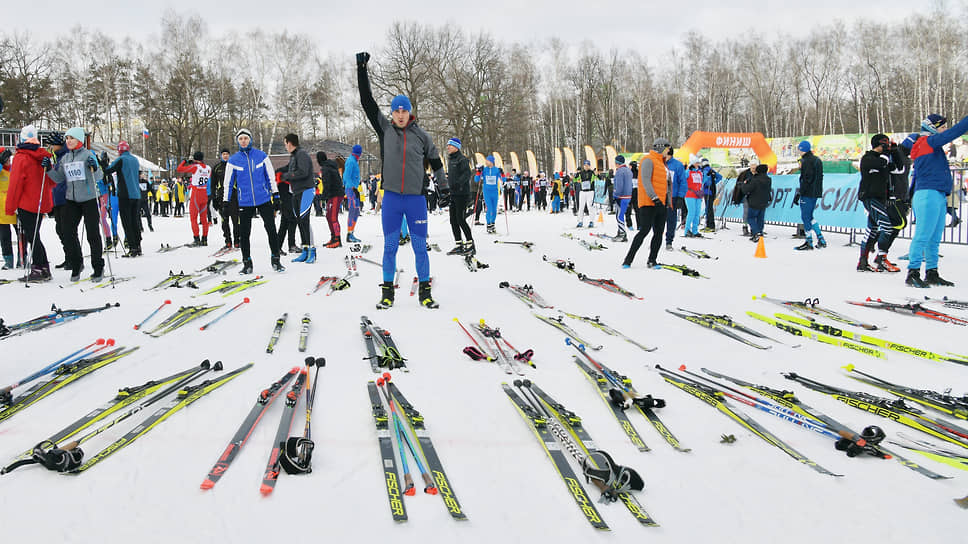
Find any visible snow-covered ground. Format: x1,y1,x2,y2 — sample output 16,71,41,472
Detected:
0,205,965,543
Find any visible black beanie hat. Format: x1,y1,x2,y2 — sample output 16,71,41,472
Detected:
316,151,327,163
193,151,204,161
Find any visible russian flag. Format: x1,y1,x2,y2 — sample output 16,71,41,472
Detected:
142,127,150,139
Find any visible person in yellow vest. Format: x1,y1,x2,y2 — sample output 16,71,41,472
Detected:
0,148,15,269
174,178,186,217
622,138,671,269
157,181,171,216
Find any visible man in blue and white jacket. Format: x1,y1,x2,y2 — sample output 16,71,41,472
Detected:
225,128,282,274
903,113,968,287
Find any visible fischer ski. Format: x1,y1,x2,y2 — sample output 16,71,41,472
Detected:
753,294,879,330
558,311,656,352
533,313,602,350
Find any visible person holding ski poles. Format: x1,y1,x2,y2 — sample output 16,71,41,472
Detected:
44,127,105,282
5,126,53,281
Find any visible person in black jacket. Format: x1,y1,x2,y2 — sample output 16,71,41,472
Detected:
857,134,902,272
740,164,772,242
282,134,317,263
444,138,474,255
794,141,826,250
211,148,239,250
317,151,344,248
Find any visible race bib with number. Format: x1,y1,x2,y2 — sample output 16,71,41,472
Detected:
65,161,86,182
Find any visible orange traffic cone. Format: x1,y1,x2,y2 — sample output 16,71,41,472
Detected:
597,211,604,223
754,236,767,258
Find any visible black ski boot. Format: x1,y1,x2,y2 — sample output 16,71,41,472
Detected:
189,235,201,247
418,280,439,309
271,255,286,272
240,259,254,275
905,269,928,288
447,242,464,255
201,236,208,247
376,281,395,309
463,240,476,256
925,269,954,287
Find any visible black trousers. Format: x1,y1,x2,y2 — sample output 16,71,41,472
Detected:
449,194,473,242
623,205,667,266
17,210,48,267
219,199,240,245
118,196,141,249
277,191,297,247
140,196,153,231
238,202,279,262
63,199,104,272
705,193,717,228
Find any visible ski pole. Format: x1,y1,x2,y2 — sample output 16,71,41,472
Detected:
0,338,110,403
377,377,414,496
199,298,249,331
453,318,493,361
134,300,171,330
379,374,437,494
57,360,216,453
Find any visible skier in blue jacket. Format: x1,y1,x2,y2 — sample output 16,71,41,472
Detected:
611,155,633,242
225,128,283,274
479,156,503,234
903,113,968,287
664,154,686,249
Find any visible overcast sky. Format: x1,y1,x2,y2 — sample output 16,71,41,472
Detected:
4,0,935,57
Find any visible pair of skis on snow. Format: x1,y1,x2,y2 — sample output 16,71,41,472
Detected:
2,360,251,475
369,373,467,522
200,358,323,495
264,313,312,353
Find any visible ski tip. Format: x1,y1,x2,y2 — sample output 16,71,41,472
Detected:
259,484,274,495
200,479,215,490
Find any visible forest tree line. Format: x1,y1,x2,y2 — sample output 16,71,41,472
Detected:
0,5,961,173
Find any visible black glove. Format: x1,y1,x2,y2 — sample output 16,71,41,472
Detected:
40,156,51,170
356,52,370,68
792,190,800,206
86,155,98,168
652,197,662,206
272,193,280,212
438,188,451,208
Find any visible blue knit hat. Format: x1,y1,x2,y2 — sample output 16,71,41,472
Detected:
447,137,461,150
921,113,947,134
352,144,362,157
486,155,495,164
391,95,412,112
797,140,811,153
583,159,591,166
614,155,625,165
65,127,86,144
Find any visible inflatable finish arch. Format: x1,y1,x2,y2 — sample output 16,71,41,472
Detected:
675,131,777,173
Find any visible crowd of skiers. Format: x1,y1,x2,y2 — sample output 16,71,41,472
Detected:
2,48,964,301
